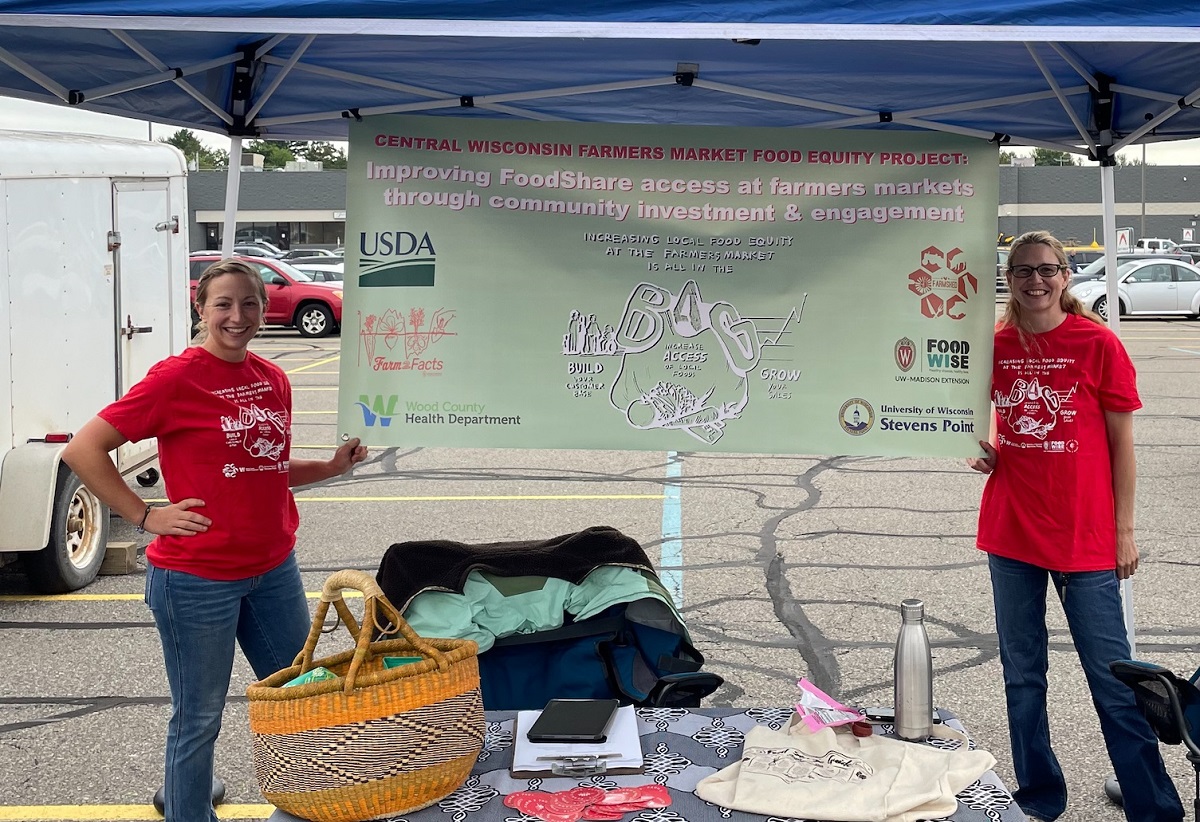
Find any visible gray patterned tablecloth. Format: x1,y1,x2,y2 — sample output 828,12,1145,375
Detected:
270,707,1026,822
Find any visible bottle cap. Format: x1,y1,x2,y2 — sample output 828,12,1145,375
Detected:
900,599,924,619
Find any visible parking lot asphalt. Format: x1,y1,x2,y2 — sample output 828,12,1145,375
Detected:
2,313,1198,822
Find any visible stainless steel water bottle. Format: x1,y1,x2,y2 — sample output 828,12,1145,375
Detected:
893,598,933,742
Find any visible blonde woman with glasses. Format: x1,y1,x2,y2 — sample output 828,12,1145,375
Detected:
966,231,1182,822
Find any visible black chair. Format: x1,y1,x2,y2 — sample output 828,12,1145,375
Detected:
1110,659,1200,819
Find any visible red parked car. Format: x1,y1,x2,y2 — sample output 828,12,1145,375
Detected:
189,254,343,338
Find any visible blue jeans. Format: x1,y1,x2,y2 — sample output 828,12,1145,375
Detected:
988,554,1183,822
145,553,311,822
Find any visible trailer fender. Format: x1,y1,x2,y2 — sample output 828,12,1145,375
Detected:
0,443,66,551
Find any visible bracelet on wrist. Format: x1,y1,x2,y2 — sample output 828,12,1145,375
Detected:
135,504,153,534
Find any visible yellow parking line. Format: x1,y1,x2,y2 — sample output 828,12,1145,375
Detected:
1121,336,1200,340
0,804,273,820
286,355,340,375
292,494,665,502
141,494,664,504
0,591,362,603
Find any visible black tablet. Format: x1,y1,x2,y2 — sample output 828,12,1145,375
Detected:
526,698,620,743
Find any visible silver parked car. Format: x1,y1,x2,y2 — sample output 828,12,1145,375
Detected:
1068,257,1200,320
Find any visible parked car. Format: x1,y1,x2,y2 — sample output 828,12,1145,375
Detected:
189,255,343,337
1070,252,1190,286
292,261,344,283
284,254,345,268
1174,242,1200,264
230,244,277,258
1068,257,1200,320
280,247,340,260
235,229,275,244
996,247,1009,295
1133,237,1182,255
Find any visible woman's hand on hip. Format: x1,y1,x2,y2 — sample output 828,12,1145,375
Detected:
145,499,211,536
966,440,998,474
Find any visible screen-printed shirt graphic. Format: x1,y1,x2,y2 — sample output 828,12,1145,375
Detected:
214,378,291,474
994,376,1077,444
977,315,1140,571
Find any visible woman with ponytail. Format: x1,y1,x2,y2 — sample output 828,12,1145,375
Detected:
967,231,1182,821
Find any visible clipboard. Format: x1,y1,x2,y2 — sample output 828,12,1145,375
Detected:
511,705,644,777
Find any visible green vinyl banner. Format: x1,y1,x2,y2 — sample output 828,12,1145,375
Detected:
338,115,998,457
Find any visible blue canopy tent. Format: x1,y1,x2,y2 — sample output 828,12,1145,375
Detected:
1,0,1196,652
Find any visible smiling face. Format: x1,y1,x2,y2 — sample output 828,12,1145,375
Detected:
1007,241,1069,326
197,271,265,361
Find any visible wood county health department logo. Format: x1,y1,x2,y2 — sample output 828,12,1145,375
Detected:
839,398,875,436
894,337,916,372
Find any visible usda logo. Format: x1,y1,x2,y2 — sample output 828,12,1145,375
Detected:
358,231,436,287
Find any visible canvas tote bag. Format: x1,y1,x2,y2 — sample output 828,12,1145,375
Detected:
695,716,995,822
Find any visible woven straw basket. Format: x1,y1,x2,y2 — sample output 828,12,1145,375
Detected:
247,569,484,822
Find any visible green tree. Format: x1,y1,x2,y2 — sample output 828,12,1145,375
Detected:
1031,148,1079,167
999,150,1016,165
160,129,226,169
298,141,348,169
245,140,296,169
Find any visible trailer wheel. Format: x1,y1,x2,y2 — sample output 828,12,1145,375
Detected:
136,468,160,487
20,465,110,593
295,302,334,338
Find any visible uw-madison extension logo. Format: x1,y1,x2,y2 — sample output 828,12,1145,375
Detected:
358,230,437,287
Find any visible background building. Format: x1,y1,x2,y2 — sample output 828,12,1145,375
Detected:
188,169,346,252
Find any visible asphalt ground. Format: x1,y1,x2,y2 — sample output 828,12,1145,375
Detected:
1,312,1199,822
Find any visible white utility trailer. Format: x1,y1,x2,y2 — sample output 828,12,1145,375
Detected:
0,130,189,591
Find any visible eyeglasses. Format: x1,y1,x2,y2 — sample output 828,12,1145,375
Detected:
1009,264,1067,278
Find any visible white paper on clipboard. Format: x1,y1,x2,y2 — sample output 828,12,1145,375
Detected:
511,704,644,776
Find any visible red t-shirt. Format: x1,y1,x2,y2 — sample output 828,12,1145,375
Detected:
100,347,299,580
977,314,1141,571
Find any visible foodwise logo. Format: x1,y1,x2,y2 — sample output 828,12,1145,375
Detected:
358,231,436,287
355,394,399,426
894,337,916,372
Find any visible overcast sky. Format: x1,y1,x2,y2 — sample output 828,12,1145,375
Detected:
4,97,1200,166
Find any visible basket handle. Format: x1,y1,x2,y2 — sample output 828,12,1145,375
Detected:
293,569,451,692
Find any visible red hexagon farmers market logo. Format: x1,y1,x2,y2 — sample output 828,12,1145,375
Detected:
907,245,978,320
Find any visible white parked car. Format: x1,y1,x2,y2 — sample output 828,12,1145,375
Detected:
1068,257,1200,320
292,261,344,283
1133,237,1181,255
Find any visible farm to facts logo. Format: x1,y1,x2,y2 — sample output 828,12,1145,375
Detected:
907,245,978,320
358,306,456,373
894,337,916,372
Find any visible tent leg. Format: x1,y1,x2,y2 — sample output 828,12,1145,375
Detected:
1099,164,1137,657
1099,160,1136,810
220,137,243,258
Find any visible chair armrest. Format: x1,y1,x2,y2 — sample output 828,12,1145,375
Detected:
1110,659,1200,758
